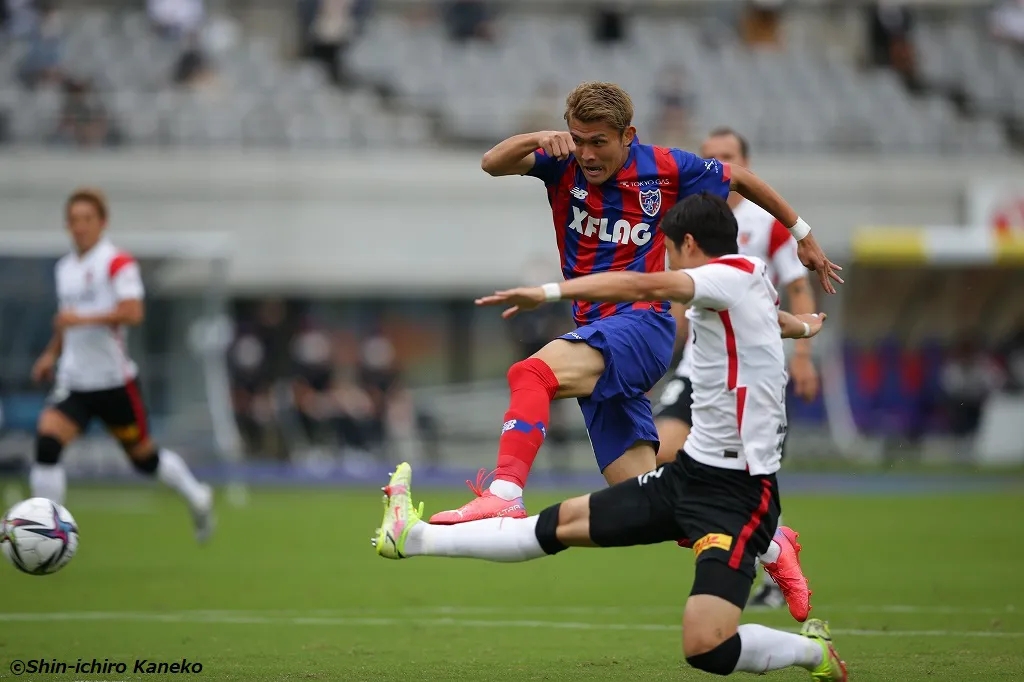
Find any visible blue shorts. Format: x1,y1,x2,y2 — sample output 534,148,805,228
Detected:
559,308,676,471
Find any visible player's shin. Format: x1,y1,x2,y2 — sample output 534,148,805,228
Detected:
154,448,210,510
405,505,567,562
31,435,67,504
732,624,823,673
491,359,559,499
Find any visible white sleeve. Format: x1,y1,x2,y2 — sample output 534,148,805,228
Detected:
771,237,808,288
111,261,145,300
685,262,751,310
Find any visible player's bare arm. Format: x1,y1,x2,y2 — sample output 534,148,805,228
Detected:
31,331,63,383
476,271,695,319
54,299,144,331
778,311,826,340
785,278,820,400
727,165,843,294
481,131,576,176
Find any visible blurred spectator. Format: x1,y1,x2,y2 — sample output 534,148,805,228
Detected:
298,0,373,87
592,3,627,45
147,0,204,41
16,0,63,90
999,323,1024,392
866,1,920,91
740,0,785,49
651,65,696,150
990,0,1024,48
518,81,564,133
172,34,218,90
939,338,1005,438
50,77,121,148
288,323,375,454
228,328,283,459
442,1,494,43
357,330,439,465
227,299,295,458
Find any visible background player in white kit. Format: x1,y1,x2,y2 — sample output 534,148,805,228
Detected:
29,188,214,542
373,193,846,681
655,128,819,611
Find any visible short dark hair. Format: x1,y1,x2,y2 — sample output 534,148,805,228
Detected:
661,193,738,258
66,187,108,221
707,126,750,160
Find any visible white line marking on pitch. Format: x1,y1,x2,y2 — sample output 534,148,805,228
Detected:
0,611,1020,638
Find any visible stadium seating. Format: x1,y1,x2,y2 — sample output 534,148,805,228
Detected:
347,13,1011,154
1,7,1019,152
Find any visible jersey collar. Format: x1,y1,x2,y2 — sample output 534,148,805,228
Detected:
75,236,110,261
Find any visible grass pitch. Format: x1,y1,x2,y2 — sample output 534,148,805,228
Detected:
1,481,1022,681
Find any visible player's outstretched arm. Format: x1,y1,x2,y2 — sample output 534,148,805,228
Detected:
778,311,827,340
481,131,575,176
54,299,144,331
728,166,843,295
476,272,694,318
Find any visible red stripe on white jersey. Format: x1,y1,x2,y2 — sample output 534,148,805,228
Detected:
708,256,756,273
108,252,136,278
767,220,792,258
735,385,748,433
718,310,739,390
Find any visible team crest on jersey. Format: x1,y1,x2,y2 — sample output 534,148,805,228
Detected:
639,188,662,217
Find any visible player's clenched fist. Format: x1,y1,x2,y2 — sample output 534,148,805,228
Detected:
536,131,575,161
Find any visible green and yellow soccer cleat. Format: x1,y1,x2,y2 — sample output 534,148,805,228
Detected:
371,462,424,560
800,618,849,681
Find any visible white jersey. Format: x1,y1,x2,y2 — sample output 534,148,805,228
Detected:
681,256,787,476
55,238,145,391
674,199,805,379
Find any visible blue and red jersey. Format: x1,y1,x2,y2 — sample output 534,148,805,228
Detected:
526,139,732,326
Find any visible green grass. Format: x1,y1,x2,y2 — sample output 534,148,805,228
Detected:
1,483,1023,681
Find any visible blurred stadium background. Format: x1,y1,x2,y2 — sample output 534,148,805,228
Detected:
2,0,1024,490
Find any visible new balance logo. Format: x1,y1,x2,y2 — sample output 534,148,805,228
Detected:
638,467,665,486
570,187,588,201
569,207,651,246
502,420,547,438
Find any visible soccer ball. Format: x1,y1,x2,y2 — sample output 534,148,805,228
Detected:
0,498,79,575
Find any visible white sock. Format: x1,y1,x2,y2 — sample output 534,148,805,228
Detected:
29,464,66,505
733,624,823,673
156,449,209,510
759,539,781,565
404,516,547,562
489,479,524,501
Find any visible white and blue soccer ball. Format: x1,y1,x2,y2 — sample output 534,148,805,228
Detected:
0,497,79,575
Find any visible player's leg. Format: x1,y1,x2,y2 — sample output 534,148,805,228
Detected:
428,338,605,524
99,381,215,542
677,457,846,679
653,374,693,467
375,459,683,561
737,384,810,620
30,389,89,504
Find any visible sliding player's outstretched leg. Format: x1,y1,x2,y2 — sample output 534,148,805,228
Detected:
375,460,683,562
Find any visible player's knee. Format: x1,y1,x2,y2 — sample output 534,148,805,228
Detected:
684,632,741,676
534,503,569,555
506,358,558,394
129,447,160,475
35,435,64,465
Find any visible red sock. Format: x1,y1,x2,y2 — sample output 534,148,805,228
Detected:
494,358,559,489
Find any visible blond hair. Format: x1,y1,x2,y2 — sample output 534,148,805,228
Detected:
563,81,634,133
66,187,109,221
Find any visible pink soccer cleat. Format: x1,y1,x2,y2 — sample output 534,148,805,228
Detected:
428,469,528,525
761,526,813,622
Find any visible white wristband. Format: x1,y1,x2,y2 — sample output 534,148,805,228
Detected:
801,322,811,338
541,283,562,302
788,218,812,241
